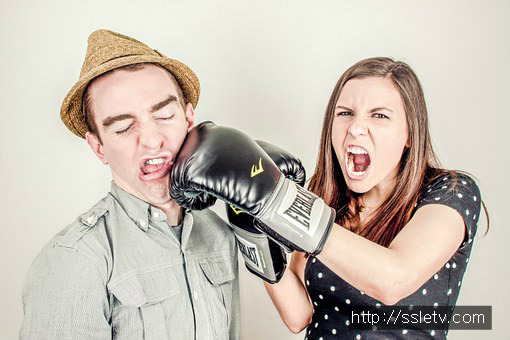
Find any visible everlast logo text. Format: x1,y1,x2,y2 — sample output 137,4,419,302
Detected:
283,185,317,230
238,241,259,267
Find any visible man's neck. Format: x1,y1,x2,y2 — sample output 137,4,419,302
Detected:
154,199,183,226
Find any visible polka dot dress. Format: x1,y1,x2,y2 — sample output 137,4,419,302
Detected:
304,173,481,339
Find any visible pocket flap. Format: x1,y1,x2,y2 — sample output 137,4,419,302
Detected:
199,253,236,285
109,266,179,307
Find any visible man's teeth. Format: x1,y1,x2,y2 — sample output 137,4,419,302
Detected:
145,158,165,165
347,146,368,155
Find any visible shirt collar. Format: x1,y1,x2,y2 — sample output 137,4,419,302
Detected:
109,181,189,232
109,181,153,232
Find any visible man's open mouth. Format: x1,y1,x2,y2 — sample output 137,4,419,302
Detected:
345,145,371,179
139,157,173,180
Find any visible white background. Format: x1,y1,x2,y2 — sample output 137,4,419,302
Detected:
1,0,508,339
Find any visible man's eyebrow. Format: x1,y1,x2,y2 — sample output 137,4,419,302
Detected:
150,95,178,113
102,114,135,129
370,107,394,113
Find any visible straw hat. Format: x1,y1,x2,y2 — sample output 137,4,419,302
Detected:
60,29,200,138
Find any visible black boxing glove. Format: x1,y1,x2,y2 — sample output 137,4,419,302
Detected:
227,140,305,283
171,121,335,255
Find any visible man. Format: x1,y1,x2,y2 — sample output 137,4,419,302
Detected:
20,29,239,340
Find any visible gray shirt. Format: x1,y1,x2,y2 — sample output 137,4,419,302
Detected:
20,182,239,340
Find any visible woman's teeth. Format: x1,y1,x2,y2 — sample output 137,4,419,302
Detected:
145,158,165,165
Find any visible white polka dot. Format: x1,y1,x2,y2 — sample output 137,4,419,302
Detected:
332,329,337,334
330,286,336,292
434,274,439,280
427,188,432,193
335,306,339,311
443,177,448,181
447,288,452,296
346,320,350,326
433,302,438,308
376,303,381,308
466,258,469,263
457,193,463,198
346,299,351,304
446,263,451,269
468,239,473,243
434,197,441,201
462,180,467,185
458,281,462,286
319,294,323,299
306,280,310,286
473,214,477,220
466,209,470,216
360,291,365,295
319,337,323,340
422,289,427,295
314,301,318,306
324,314,328,320
312,258,316,263
356,335,361,340
452,262,457,269
431,330,436,336
315,322,318,328
442,185,448,189
403,329,408,334
318,273,323,278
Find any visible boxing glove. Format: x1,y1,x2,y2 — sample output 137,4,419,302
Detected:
171,121,334,255
227,140,305,283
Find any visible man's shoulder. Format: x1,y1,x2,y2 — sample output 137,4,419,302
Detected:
34,194,116,269
55,194,114,247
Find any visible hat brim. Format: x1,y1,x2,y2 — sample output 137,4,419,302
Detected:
60,54,200,138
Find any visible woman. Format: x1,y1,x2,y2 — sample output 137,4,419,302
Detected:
264,57,487,339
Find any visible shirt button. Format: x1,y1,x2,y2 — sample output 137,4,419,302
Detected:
193,292,198,301
153,212,159,218
139,220,146,227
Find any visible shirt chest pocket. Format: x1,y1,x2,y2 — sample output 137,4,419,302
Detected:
198,253,236,338
109,266,180,340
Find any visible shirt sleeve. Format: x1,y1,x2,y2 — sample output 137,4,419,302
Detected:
20,244,111,340
416,172,482,248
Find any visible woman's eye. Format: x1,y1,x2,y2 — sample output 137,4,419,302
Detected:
373,113,389,119
336,111,352,116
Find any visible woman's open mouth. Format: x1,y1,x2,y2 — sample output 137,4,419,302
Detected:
345,145,371,180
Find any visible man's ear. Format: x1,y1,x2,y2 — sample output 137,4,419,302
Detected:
85,131,108,164
184,103,195,132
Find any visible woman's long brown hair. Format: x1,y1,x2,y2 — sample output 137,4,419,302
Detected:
309,57,488,247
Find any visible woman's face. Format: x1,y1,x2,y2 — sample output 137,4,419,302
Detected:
331,76,409,195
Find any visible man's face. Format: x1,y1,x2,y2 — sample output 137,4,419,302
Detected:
85,64,194,205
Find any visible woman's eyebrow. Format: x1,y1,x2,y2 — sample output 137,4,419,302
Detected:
335,105,353,111
370,107,394,113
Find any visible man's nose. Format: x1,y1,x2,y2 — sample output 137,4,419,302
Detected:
138,121,164,151
347,116,368,137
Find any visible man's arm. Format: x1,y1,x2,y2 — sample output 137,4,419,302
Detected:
20,245,111,340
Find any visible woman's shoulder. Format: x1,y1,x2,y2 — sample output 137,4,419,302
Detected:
417,169,482,239
420,169,481,200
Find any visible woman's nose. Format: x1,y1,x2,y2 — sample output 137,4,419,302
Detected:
347,116,368,137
